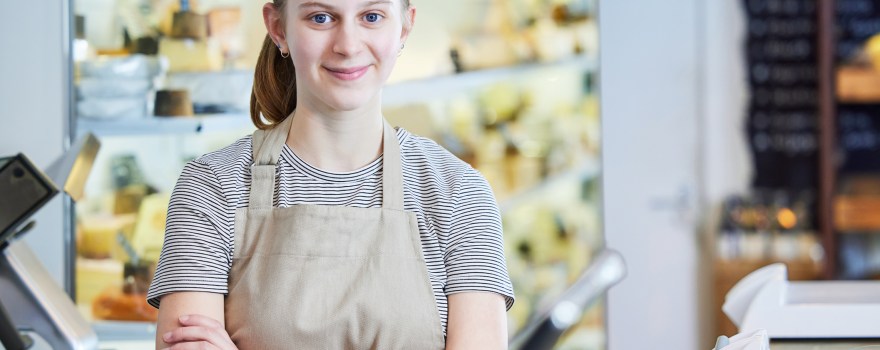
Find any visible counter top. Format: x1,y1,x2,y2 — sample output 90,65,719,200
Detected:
771,340,880,349
98,340,154,350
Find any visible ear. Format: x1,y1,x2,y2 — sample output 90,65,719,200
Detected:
400,6,416,44
263,3,287,50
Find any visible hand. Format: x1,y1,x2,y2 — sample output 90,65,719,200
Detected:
161,314,237,350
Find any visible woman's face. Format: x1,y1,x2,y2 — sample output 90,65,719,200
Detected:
282,0,413,112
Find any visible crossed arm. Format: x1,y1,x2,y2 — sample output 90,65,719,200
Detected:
155,291,507,350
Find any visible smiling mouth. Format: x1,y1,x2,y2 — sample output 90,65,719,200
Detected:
324,65,370,81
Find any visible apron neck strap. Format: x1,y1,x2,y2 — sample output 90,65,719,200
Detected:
249,113,294,208
381,121,403,211
249,113,404,211
253,113,294,167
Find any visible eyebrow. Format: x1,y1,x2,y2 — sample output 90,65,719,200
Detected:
298,0,393,10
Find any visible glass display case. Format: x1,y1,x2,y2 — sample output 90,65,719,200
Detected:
68,0,602,347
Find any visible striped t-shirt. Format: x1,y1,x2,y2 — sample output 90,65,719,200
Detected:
146,127,515,335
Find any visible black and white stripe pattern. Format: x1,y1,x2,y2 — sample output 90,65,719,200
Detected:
147,128,515,335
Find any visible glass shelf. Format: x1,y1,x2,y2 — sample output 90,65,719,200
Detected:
76,113,251,138
499,155,600,214
75,55,596,138
383,55,597,106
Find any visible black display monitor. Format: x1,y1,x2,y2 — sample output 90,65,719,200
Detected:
0,154,58,247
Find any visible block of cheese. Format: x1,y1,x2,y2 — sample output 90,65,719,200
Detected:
453,34,520,71
76,257,123,309
92,286,158,322
171,11,208,40
526,18,577,62
131,193,171,263
159,38,223,72
77,214,137,259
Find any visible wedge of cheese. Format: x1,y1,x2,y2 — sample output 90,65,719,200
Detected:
159,38,223,72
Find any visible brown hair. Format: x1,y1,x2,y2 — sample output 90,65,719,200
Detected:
250,0,412,129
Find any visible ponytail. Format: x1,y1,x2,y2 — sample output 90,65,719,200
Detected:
250,33,296,129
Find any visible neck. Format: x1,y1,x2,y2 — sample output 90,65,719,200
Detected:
285,98,385,173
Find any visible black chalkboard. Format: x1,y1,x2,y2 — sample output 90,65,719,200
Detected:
744,0,880,188
836,0,880,61
836,0,880,173
744,0,819,190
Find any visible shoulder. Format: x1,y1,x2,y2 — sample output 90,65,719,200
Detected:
189,135,253,174
171,135,253,206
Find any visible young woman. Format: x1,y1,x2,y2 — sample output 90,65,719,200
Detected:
148,0,514,348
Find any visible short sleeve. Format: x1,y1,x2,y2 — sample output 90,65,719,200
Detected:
443,167,515,310
146,161,233,308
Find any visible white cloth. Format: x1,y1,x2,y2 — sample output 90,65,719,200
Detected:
713,329,770,350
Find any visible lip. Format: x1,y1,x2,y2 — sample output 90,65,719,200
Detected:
324,65,370,81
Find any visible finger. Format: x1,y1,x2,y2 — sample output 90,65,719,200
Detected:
164,326,230,345
164,326,237,349
166,341,219,350
178,314,224,329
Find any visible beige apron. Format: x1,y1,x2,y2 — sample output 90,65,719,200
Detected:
225,115,445,350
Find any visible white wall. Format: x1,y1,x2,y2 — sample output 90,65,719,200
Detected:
0,1,69,285
601,0,707,348
699,0,753,342
702,0,752,227
601,0,752,348
701,0,753,340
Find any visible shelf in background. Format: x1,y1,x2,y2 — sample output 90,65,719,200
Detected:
76,55,597,138
835,194,880,233
837,66,880,103
93,320,155,350
499,155,600,214
383,54,597,106
76,113,253,138
92,320,156,341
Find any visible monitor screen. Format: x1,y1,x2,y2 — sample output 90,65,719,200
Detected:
0,154,58,243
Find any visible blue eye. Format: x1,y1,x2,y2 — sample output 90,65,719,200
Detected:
312,14,330,24
364,13,382,23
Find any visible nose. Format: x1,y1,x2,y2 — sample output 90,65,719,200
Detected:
332,21,364,57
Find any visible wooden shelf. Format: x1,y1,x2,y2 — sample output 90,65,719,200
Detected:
836,66,880,103
835,195,880,232
818,0,837,279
